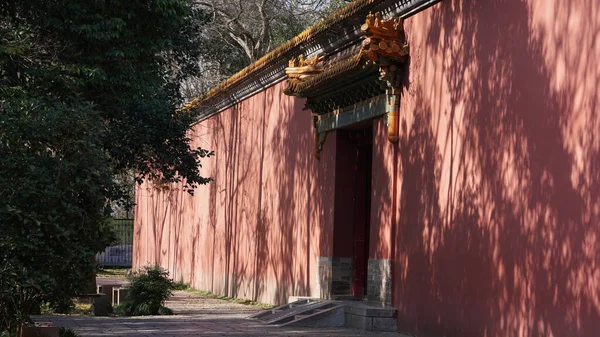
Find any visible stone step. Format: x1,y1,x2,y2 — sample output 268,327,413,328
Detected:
248,299,311,320
280,304,345,328
248,300,335,325
251,299,398,332
343,301,397,332
263,301,334,325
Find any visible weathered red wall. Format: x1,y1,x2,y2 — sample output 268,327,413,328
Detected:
134,81,338,304
372,0,600,336
135,0,599,334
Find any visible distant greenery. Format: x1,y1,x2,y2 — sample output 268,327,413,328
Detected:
106,219,134,246
97,269,128,280
1,0,212,334
114,265,175,316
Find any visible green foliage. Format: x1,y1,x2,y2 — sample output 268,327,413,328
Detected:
0,96,113,333
104,219,132,246
112,302,131,316
117,265,176,316
157,306,174,315
173,281,189,291
0,0,211,333
59,328,78,337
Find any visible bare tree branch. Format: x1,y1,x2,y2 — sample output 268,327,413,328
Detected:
183,0,344,96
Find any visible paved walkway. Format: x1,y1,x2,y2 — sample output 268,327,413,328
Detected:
34,291,405,337
96,277,129,287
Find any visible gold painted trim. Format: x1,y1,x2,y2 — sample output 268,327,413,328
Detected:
283,11,409,97
284,51,368,95
184,0,382,112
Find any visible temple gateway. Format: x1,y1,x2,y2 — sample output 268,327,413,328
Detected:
134,0,600,335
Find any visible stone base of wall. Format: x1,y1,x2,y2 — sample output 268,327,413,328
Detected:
345,303,397,332
318,256,332,298
319,257,391,304
318,256,353,299
366,258,392,306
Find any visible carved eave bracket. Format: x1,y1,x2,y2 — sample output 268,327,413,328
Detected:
361,12,408,144
283,11,410,156
361,12,409,87
283,54,327,95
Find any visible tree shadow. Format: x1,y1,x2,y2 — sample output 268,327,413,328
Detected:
393,0,600,336
135,79,334,305
132,1,599,333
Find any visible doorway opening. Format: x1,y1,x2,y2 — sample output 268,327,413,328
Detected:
332,123,373,300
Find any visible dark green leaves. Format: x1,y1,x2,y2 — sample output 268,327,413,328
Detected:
1,0,211,333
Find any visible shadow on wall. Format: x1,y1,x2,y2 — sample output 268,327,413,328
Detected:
394,0,599,336
263,88,334,304
146,82,331,305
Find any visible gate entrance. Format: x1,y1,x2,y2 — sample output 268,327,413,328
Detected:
331,126,373,300
349,129,372,299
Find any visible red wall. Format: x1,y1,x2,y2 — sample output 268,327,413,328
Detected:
373,0,600,336
135,0,600,335
134,81,338,304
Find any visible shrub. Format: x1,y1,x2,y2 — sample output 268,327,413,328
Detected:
118,265,175,316
59,328,78,337
173,281,189,291
157,306,173,315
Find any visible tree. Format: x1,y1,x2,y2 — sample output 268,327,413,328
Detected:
0,0,211,334
193,0,317,63
180,0,351,99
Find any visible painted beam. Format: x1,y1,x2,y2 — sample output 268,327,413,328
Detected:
316,94,387,133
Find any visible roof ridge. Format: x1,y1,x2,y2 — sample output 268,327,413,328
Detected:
184,0,381,112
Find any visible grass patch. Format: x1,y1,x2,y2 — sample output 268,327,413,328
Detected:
97,268,128,279
71,301,92,315
184,289,273,309
39,298,92,316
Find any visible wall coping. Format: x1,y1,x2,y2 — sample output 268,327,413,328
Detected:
185,0,441,123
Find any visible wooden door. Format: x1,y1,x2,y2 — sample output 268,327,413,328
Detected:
351,130,372,300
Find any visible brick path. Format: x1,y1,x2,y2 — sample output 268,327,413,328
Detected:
34,291,405,337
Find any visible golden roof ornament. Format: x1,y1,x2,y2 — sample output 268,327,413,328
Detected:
360,11,409,84
361,12,409,61
285,53,326,80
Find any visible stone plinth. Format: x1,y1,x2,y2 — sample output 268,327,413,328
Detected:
318,256,353,299
91,294,112,316
366,258,392,306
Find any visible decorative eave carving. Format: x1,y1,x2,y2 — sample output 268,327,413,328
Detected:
285,54,326,81
361,12,409,85
284,51,369,97
184,0,441,122
283,11,409,99
282,11,410,155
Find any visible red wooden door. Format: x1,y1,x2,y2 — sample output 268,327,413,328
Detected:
351,131,372,300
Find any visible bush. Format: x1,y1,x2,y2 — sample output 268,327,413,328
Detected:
117,265,175,316
173,281,189,291
59,328,78,337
